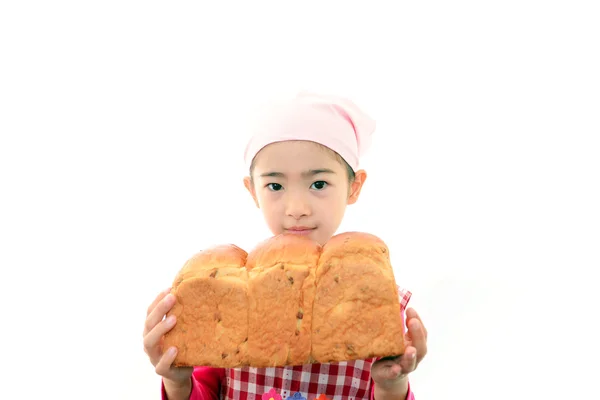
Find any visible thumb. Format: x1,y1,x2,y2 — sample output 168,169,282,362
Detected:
386,363,402,379
373,361,402,382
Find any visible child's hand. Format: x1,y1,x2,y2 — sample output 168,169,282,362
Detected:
143,288,193,385
371,308,428,391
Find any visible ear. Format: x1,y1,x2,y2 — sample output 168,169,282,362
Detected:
243,176,260,208
347,169,367,205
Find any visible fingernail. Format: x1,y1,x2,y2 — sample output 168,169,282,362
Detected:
409,352,416,359
168,347,177,356
166,315,176,325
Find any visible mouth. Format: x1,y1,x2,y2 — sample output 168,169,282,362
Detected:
285,227,316,235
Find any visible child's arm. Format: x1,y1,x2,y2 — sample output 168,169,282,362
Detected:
161,367,225,400
371,377,414,400
162,378,192,400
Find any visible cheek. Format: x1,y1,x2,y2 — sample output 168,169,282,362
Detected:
320,190,347,218
334,189,350,216
257,193,281,215
333,187,349,206
256,189,273,205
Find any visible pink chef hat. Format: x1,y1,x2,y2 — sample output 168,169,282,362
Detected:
243,92,376,171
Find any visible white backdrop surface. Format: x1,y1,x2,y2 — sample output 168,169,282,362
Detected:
1,1,598,399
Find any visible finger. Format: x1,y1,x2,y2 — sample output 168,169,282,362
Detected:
399,346,418,374
406,308,427,339
407,318,427,363
144,293,177,336
383,364,402,380
144,314,177,362
147,288,173,316
155,346,178,377
372,362,399,382
390,361,404,379
404,327,413,344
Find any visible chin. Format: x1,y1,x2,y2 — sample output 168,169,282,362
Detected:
310,231,330,246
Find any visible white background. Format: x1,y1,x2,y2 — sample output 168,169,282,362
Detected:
1,1,599,399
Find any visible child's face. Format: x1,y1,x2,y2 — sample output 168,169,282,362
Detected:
244,140,366,246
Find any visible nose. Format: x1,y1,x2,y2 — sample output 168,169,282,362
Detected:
285,193,311,220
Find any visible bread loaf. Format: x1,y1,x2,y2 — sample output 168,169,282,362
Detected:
163,244,249,368
163,231,405,368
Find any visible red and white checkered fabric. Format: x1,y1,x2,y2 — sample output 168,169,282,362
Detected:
221,286,412,400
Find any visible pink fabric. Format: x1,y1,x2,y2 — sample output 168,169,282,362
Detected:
162,287,415,400
243,92,376,171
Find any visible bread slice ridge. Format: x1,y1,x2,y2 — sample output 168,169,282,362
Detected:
245,234,321,367
311,232,405,363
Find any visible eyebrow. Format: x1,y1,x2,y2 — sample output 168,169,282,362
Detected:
259,168,336,178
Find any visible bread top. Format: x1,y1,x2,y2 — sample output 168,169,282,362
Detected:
172,231,391,287
245,233,322,271
172,244,248,289
322,231,390,260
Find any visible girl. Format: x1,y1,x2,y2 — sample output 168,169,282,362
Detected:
143,93,428,400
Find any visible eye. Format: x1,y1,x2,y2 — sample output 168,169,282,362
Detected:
311,181,328,190
266,183,283,191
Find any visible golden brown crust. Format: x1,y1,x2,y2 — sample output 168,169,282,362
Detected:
164,244,249,367
171,244,248,288
247,234,321,367
163,232,405,368
245,233,322,271
311,232,405,363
